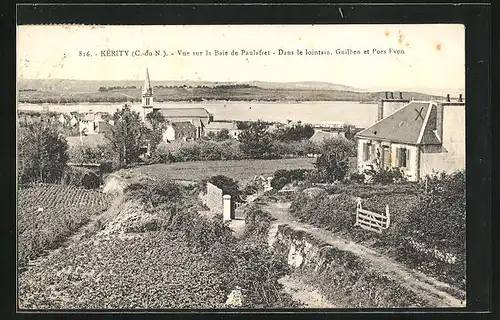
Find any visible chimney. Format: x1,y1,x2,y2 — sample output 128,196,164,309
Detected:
399,92,403,99
378,100,384,121
446,94,450,102
385,91,389,99
390,92,394,99
436,103,444,142
458,94,463,102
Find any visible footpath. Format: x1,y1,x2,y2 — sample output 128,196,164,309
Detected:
262,201,465,308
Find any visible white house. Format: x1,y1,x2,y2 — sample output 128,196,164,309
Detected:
163,121,198,142
355,96,465,182
205,121,241,139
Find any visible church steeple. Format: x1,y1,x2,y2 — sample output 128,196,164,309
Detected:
142,68,153,96
141,68,154,122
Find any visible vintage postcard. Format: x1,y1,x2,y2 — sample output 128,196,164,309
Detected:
17,24,466,309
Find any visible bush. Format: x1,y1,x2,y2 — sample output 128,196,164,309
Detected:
271,169,314,190
243,204,273,239
61,166,101,189
349,172,365,183
124,179,183,209
68,144,113,164
365,167,407,184
314,137,356,182
403,170,466,257
270,140,319,158
289,190,357,232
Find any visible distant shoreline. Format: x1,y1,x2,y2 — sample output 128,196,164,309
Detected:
18,99,378,106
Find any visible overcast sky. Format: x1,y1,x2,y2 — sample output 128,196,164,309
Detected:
17,24,465,95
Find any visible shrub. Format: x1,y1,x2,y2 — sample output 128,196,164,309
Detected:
365,167,408,184
242,178,265,196
124,179,183,209
271,140,319,158
349,172,365,183
271,169,314,190
61,166,101,189
314,137,356,182
69,144,113,164
403,170,466,257
243,204,273,240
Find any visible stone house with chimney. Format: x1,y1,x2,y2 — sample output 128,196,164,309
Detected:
355,94,465,182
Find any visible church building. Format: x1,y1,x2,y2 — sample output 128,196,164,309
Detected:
139,68,212,140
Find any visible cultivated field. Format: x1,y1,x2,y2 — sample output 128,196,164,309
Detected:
17,183,112,267
119,158,317,185
19,232,230,309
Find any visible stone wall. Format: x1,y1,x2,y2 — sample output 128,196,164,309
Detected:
202,182,224,213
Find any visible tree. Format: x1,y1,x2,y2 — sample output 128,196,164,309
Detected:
273,123,315,142
107,104,149,167
215,128,230,141
18,122,69,183
314,137,356,182
238,120,273,159
69,144,113,164
146,111,167,154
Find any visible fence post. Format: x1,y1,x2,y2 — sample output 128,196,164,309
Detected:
355,197,361,226
385,204,390,228
223,195,232,222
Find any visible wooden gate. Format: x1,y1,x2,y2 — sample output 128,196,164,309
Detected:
233,200,247,220
354,197,390,233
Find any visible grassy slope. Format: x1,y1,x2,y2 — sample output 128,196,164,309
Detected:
118,158,317,185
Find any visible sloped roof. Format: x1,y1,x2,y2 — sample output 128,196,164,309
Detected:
170,121,197,133
66,134,108,148
309,130,343,144
205,121,238,130
356,101,441,145
190,118,204,128
156,108,210,118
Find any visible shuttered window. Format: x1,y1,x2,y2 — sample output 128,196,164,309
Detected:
363,143,371,161
397,147,410,168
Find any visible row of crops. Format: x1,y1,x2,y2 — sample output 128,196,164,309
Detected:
18,183,111,210
18,184,112,267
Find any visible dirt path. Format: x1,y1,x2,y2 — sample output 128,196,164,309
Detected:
278,275,336,308
264,201,466,308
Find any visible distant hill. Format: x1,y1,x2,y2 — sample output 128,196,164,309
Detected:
17,78,444,104
18,79,365,92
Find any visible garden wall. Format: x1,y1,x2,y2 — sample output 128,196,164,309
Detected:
202,182,224,213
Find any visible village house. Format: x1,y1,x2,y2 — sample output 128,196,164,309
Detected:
204,120,241,139
163,121,198,142
355,94,465,182
79,112,113,135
